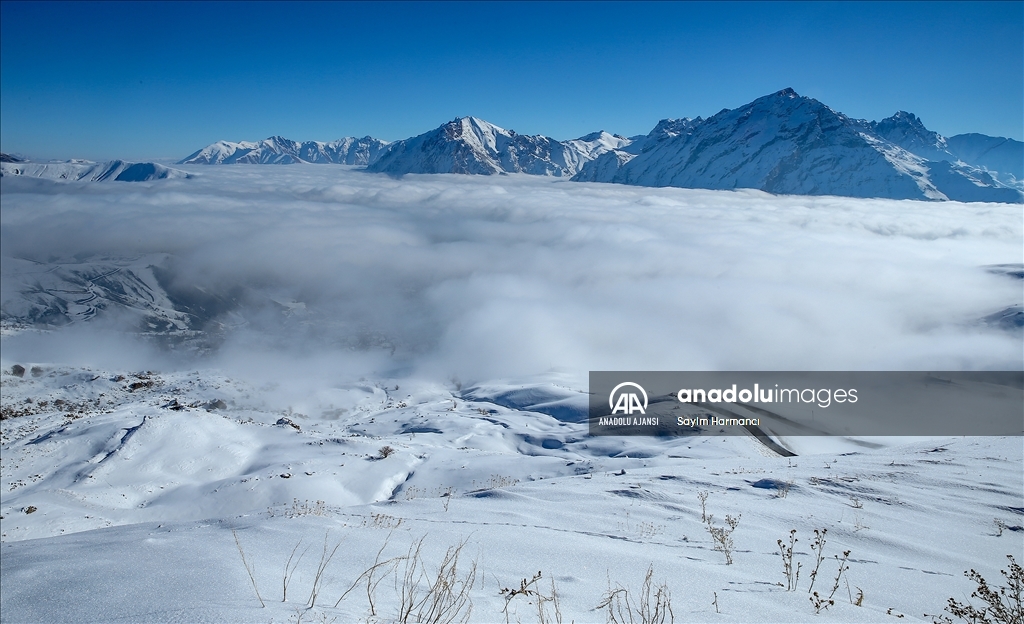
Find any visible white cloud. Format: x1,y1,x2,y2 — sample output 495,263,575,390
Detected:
1,166,1021,388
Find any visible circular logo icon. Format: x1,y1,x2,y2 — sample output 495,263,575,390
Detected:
609,382,648,414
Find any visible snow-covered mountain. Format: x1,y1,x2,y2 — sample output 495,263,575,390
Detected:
946,133,1023,188
366,117,627,177
176,91,1021,202
0,159,190,182
572,89,1021,203
0,255,193,332
179,135,390,165
572,118,703,182
865,110,955,162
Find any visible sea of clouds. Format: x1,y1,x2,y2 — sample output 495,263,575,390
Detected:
1,165,1021,393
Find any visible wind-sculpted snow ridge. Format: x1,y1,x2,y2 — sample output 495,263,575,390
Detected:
0,159,190,182
573,88,1022,203
179,135,390,165
367,116,629,177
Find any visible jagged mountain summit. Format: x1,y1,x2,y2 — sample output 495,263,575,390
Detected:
573,88,1021,203
366,117,628,177
0,159,190,182
179,135,389,165
866,110,955,162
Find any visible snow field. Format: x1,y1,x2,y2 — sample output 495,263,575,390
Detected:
1,365,1021,622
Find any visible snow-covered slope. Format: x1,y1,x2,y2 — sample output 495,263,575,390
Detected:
573,89,1022,203
946,133,1024,188
0,256,191,332
573,118,704,182
1,364,1021,623
0,160,190,182
179,135,390,165
366,117,626,177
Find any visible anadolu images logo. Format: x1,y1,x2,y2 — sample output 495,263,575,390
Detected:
609,382,648,415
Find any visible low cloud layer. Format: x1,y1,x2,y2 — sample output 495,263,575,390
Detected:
1,166,1021,388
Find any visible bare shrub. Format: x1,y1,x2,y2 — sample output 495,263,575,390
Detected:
333,531,402,614
232,528,265,608
363,512,404,529
705,514,741,565
810,590,833,614
396,537,476,624
307,531,343,608
778,529,801,591
333,533,476,623
811,549,851,614
378,445,396,459
283,538,311,602
935,555,1023,624
287,498,327,518
697,491,740,565
597,565,674,624
807,528,827,594
488,474,520,489
499,571,562,624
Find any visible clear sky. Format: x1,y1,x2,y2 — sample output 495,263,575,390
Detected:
1,1,1021,161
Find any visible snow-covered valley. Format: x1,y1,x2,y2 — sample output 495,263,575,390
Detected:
1,166,1021,623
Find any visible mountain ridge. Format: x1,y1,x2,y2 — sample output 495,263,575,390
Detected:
179,135,389,165
572,88,1021,202
175,89,1023,202
1,159,190,182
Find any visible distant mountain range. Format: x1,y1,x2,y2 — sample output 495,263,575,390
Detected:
179,135,389,165
179,89,1022,202
573,89,1022,203
8,89,1020,202
0,158,190,182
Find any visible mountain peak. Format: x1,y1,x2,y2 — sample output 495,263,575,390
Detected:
883,111,924,126
869,111,951,161
745,88,820,113
441,117,512,142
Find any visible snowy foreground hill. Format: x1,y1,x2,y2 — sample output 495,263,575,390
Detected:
2,367,1022,623
180,89,1023,203
1,166,1022,622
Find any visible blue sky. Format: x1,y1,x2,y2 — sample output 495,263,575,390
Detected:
1,1,1021,161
